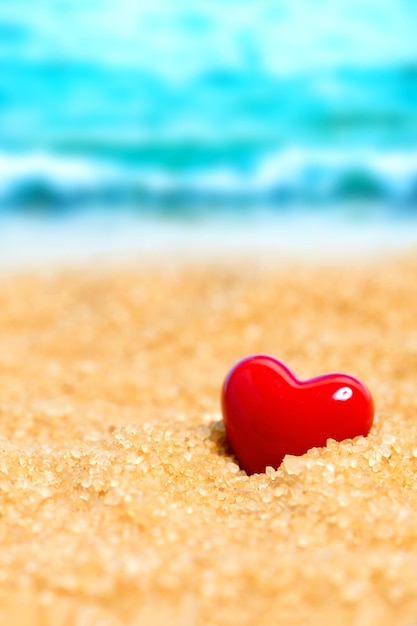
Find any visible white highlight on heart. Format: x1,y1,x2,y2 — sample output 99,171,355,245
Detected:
332,386,353,401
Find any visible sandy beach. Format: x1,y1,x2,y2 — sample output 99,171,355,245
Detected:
1,252,417,625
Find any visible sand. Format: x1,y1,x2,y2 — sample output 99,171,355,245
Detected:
1,253,417,625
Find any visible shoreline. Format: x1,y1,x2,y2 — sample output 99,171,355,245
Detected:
1,210,417,271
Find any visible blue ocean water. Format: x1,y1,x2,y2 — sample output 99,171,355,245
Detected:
0,0,417,214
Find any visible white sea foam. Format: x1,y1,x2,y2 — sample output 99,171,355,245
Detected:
0,148,417,207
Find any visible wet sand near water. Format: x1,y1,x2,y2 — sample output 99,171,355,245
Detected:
0,254,417,625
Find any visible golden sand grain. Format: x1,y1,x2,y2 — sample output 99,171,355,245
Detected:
1,254,417,625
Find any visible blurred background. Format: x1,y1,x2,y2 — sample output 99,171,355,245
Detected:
0,0,417,265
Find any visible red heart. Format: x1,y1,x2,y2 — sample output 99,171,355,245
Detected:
221,355,374,475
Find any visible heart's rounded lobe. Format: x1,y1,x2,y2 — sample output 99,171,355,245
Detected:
221,355,374,474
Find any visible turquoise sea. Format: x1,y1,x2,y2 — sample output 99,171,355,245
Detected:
0,0,417,262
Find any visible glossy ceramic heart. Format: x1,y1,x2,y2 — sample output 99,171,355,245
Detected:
221,355,374,474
